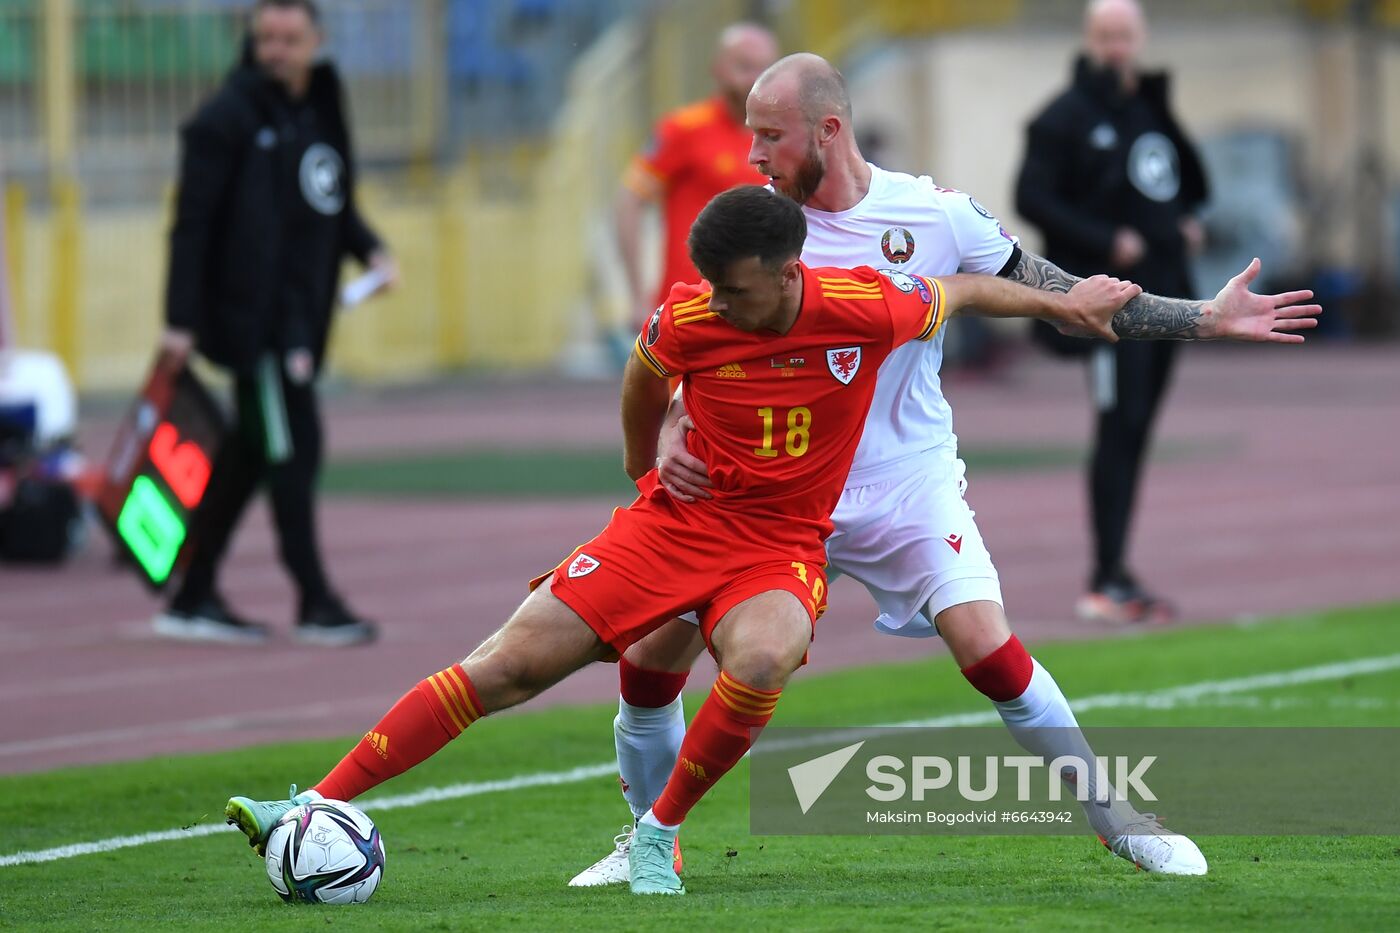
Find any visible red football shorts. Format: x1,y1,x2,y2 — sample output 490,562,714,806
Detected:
530,480,829,656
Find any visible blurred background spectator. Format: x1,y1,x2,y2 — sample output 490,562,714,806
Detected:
1015,0,1207,622
613,21,777,362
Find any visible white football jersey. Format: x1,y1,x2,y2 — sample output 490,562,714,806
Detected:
799,164,1019,487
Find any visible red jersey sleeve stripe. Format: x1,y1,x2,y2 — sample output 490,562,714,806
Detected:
672,293,712,313
633,337,671,377
917,277,947,341
821,279,884,301
674,312,718,326
817,275,880,287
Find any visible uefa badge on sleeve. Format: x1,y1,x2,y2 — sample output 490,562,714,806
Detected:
646,307,663,347
826,347,862,385
877,269,930,301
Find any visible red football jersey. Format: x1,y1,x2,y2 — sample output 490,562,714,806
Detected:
626,97,767,310
633,264,947,558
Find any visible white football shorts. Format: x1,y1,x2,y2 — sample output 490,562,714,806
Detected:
826,452,1003,638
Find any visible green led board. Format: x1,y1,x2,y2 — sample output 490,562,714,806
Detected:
115,475,186,584
98,364,226,590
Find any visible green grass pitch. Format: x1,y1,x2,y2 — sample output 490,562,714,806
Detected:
316,440,1216,499
2,604,1397,931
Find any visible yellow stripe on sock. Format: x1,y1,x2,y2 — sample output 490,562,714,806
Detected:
718,673,782,703
442,666,482,722
714,680,779,717
431,673,472,726
433,672,477,727
426,674,469,733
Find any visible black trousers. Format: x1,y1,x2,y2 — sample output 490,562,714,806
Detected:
174,355,331,615
1085,339,1178,591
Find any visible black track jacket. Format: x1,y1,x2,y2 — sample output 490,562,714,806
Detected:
164,50,380,375
1016,55,1208,300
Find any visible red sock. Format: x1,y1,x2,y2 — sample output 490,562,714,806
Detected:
619,656,689,708
314,663,485,801
960,635,1034,702
651,672,780,826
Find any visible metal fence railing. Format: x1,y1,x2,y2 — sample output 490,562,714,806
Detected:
0,1,433,201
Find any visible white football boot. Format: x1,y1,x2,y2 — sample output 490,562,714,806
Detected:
568,824,683,887
1100,813,1208,875
568,825,635,887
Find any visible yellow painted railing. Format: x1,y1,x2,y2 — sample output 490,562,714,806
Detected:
0,0,1388,389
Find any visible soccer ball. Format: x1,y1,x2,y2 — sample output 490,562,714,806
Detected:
264,800,385,904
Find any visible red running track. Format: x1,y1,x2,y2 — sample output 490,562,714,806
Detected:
1,346,1396,774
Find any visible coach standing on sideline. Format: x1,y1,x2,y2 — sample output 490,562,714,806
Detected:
1016,0,1208,624
154,0,395,645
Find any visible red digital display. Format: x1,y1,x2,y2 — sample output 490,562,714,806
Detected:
148,421,211,509
98,362,226,589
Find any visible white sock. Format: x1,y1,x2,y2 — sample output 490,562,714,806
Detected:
639,808,681,833
614,695,686,821
993,659,1137,837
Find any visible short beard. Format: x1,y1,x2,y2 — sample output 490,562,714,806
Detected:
780,142,826,205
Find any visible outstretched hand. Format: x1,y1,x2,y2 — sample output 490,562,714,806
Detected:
1054,274,1143,341
1203,258,1320,342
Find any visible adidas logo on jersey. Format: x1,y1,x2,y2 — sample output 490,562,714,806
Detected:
715,362,747,379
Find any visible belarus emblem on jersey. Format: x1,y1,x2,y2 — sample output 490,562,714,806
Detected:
645,306,663,347
880,227,915,264
567,553,601,578
826,347,862,385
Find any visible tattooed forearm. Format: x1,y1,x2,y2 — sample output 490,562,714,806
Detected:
1006,250,1207,339
1003,249,1083,293
1109,292,1206,339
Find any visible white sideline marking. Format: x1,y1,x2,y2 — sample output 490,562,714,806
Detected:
0,763,618,868
3,652,1398,869
897,651,1400,727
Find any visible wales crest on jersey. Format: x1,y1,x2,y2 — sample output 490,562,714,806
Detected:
826,347,862,385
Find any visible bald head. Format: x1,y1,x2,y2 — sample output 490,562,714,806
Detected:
745,53,856,206
751,52,852,129
1084,0,1146,80
712,23,779,110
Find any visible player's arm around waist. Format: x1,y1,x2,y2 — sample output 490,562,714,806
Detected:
936,272,1139,340
621,352,675,481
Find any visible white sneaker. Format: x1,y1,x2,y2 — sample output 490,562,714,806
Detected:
568,825,634,887
1101,814,1208,875
153,600,270,645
